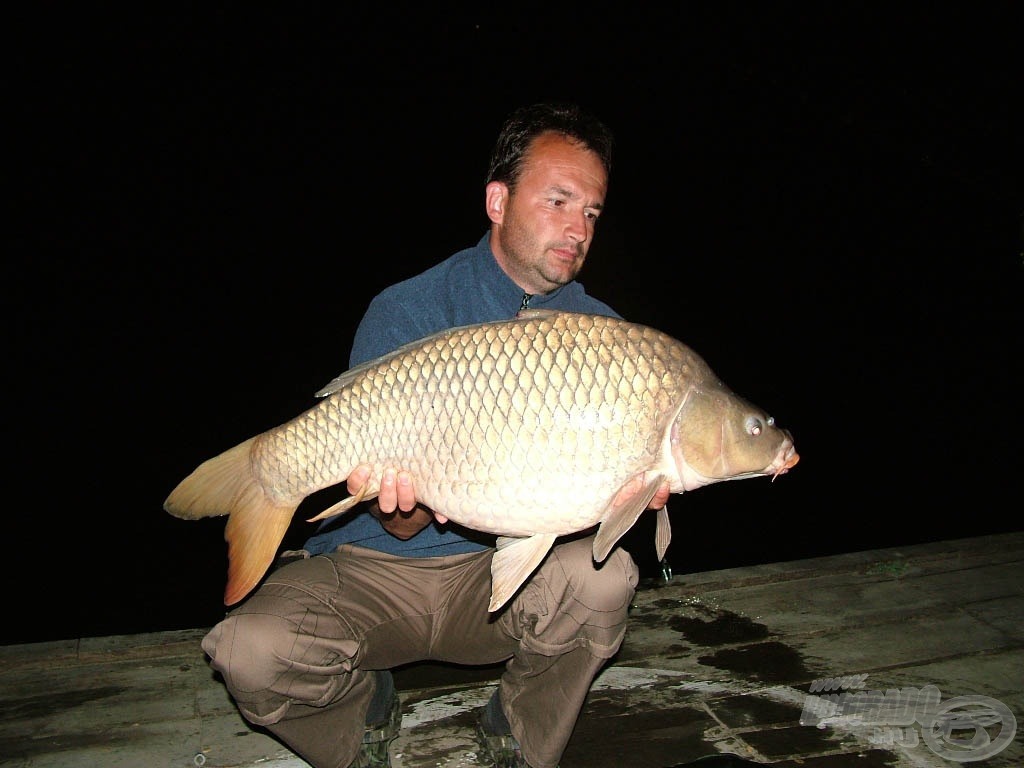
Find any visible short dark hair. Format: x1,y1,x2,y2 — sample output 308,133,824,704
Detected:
485,103,614,192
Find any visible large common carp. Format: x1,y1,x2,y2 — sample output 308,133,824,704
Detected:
165,310,799,611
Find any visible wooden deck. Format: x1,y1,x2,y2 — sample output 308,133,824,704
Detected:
1,531,1021,767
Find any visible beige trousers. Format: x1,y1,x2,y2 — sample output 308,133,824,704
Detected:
202,535,638,768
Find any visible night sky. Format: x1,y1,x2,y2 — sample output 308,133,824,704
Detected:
9,7,1022,645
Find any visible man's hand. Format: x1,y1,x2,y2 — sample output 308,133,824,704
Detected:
346,464,448,540
346,465,418,513
648,480,671,511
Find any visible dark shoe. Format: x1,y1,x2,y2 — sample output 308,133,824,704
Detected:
475,689,550,768
352,671,401,768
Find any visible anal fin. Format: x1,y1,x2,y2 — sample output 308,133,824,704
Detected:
306,480,378,523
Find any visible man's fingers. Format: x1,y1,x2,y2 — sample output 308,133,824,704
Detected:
649,481,671,511
346,464,372,495
379,468,399,513
396,471,416,512
347,465,418,515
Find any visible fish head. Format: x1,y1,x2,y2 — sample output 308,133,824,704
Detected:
669,382,799,492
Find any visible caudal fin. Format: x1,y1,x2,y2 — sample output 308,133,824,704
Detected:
164,437,298,605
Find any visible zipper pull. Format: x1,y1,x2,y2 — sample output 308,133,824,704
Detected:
520,293,532,312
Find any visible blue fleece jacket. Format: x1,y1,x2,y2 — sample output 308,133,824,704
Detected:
303,233,620,557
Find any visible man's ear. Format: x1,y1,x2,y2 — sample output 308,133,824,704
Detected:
485,181,507,225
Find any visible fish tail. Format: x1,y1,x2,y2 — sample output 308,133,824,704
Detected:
222,485,296,605
164,437,298,605
164,438,258,521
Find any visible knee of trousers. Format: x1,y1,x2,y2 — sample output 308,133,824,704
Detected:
202,605,360,723
510,538,639,659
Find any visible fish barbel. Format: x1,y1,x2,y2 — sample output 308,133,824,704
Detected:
164,309,799,611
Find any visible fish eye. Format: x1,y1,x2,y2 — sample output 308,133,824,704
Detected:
746,416,765,437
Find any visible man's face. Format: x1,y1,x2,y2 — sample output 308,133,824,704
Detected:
488,132,608,295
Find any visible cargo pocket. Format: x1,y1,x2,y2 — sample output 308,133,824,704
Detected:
510,538,638,659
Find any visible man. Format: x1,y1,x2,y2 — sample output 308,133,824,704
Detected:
201,102,671,768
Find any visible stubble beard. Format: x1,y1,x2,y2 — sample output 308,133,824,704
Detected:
499,228,580,293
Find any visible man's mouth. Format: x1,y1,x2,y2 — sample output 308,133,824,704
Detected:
551,246,580,262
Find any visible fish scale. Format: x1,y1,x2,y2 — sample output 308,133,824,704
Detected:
165,309,799,611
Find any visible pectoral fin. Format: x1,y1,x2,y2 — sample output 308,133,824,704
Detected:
592,473,666,562
655,505,671,561
490,533,558,612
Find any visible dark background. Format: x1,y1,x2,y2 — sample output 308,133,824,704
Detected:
8,7,1022,645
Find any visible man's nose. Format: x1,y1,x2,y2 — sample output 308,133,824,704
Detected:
566,212,588,243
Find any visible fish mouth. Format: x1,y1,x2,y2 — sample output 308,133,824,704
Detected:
770,442,800,482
